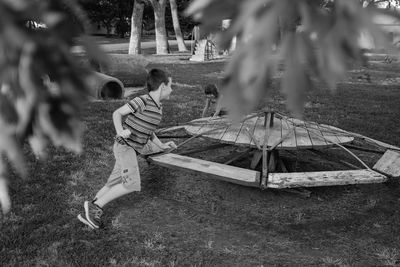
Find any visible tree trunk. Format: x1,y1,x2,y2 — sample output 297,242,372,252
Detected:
169,0,187,52
103,20,112,37
150,0,169,54
129,0,145,54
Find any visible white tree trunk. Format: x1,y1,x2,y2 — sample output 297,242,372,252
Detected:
169,0,187,51
129,0,145,54
150,0,169,54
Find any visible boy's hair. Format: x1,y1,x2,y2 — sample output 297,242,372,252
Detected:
146,69,169,92
204,84,219,98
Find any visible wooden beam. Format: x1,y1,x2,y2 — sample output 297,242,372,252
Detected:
250,151,263,169
148,153,260,187
343,144,385,154
267,169,387,188
179,143,229,156
261,112,272,189
373,150,400,178
223,148,252,165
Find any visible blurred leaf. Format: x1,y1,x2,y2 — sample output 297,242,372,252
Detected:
0,0,102,213
42,12,64,27
0,119,27,178
2,0,29,10
0,174,11,214
186,0,400,119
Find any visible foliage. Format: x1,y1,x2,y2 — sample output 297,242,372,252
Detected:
79,0,133,36
0,0,104,214
186,0,400,118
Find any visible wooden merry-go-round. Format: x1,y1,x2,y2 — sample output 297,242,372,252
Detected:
148,111,400,190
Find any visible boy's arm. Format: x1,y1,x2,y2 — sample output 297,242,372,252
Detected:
202,98,211,118
113,105,132,138
212,95,223,117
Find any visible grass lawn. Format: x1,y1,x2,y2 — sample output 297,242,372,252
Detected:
1,52,400,266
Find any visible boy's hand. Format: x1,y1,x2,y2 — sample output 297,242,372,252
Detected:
118,129,131,138
162,141,177,150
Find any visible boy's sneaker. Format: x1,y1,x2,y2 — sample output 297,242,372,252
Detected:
77,201,103,229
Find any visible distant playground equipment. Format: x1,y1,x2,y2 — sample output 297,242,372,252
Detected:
86,71,124,99
78,53,149,100
189,26,220,62
91,53,149,87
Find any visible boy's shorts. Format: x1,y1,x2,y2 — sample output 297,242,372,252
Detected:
136,139,164,155
106,142,141,191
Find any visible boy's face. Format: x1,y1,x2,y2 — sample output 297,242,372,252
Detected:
206,94,216,99
160,77,172,100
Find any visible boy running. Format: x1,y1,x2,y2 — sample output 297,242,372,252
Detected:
78,69,176,229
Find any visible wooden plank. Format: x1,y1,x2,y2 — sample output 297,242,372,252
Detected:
149,153,260,187
316,123,341,145
373,149,400,178
291,118,313,148
203,117,228,140
197,119,219,137
319,123,353,144
266,117,283,148
250,151,263,169
220,121,243,144
281,118,296,149
278,117,284,149
185,117,210,135
252,115,266,147
304,122,328,148
267,169,387,188
235,116,259,147
330,127,400,150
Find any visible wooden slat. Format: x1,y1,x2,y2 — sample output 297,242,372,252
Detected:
373,149,400,178
281,118,296,149
220,121,243,144
323,124,399,151
316,123,341,145
319,123,353,144
235,116,259,147
185,117,210,135
291,118,313,148
149,153,260,187
304,122,328,148
267,169,387,188
202,117,228,140
197,119,218,137
251,116,266,147
266,117,283,148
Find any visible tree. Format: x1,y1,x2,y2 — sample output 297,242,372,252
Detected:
80,0,118,36
80,0,133,37
129,0,145,54
170,0,188,51
0,0,104,214
186,0,400,118
149,0,170,54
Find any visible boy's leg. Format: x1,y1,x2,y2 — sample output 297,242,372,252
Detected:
94,144,141,208
78,142,122,229
94,158,122,201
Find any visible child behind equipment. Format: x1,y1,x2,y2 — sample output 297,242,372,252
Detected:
202,83,227,118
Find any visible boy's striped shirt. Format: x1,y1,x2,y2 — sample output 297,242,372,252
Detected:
122,94,162,150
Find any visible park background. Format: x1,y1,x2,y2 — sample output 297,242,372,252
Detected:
1,0,400,266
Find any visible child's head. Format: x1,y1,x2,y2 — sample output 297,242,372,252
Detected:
146,69,169,92
204,84,219,98
146,69,172,100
